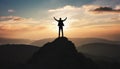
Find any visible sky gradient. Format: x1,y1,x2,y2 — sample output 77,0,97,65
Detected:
0,0,120,40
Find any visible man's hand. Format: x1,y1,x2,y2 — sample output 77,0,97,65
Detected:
54,17,58,21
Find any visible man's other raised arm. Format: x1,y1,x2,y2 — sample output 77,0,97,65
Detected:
63,17,67,21
54,17,58,21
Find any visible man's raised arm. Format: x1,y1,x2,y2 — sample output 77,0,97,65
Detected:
54,17,58,21
63,17,67,21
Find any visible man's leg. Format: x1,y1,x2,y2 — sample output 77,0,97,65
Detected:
59,27,60,37
62,27,64,37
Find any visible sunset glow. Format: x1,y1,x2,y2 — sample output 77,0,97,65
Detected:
0,0,120,40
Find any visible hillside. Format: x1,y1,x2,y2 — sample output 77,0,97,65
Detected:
77,43,120,61
0,38,33,45
0,44,39,65
28,37,97,69
31,38,120,47
31,38,54,47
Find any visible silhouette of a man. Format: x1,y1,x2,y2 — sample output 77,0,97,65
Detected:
54,17,67,37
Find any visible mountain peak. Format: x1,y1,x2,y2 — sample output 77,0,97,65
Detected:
52,37,73,45
54,37,68,41
28,37,97,69
39,37,77,56
48,37,76,50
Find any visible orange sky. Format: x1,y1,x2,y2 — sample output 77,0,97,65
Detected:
0,5,120,40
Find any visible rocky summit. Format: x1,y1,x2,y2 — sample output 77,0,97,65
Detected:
28,37,97,69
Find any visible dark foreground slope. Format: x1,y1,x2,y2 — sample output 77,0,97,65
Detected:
27,37,97,69
0,44,39,65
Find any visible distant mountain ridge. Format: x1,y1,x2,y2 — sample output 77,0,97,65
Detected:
0,37,120,47
0,38,33,45
31,38,120,47
77,42,120,62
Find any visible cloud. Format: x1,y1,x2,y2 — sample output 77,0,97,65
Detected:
0,16,40,24
0,16,24,21
0,15,60,39
48,5,82,18
8,9,15,13
91,6,120,13
0,16,48,37
0,24,46,32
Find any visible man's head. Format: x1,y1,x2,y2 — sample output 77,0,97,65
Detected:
59,18,62,20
